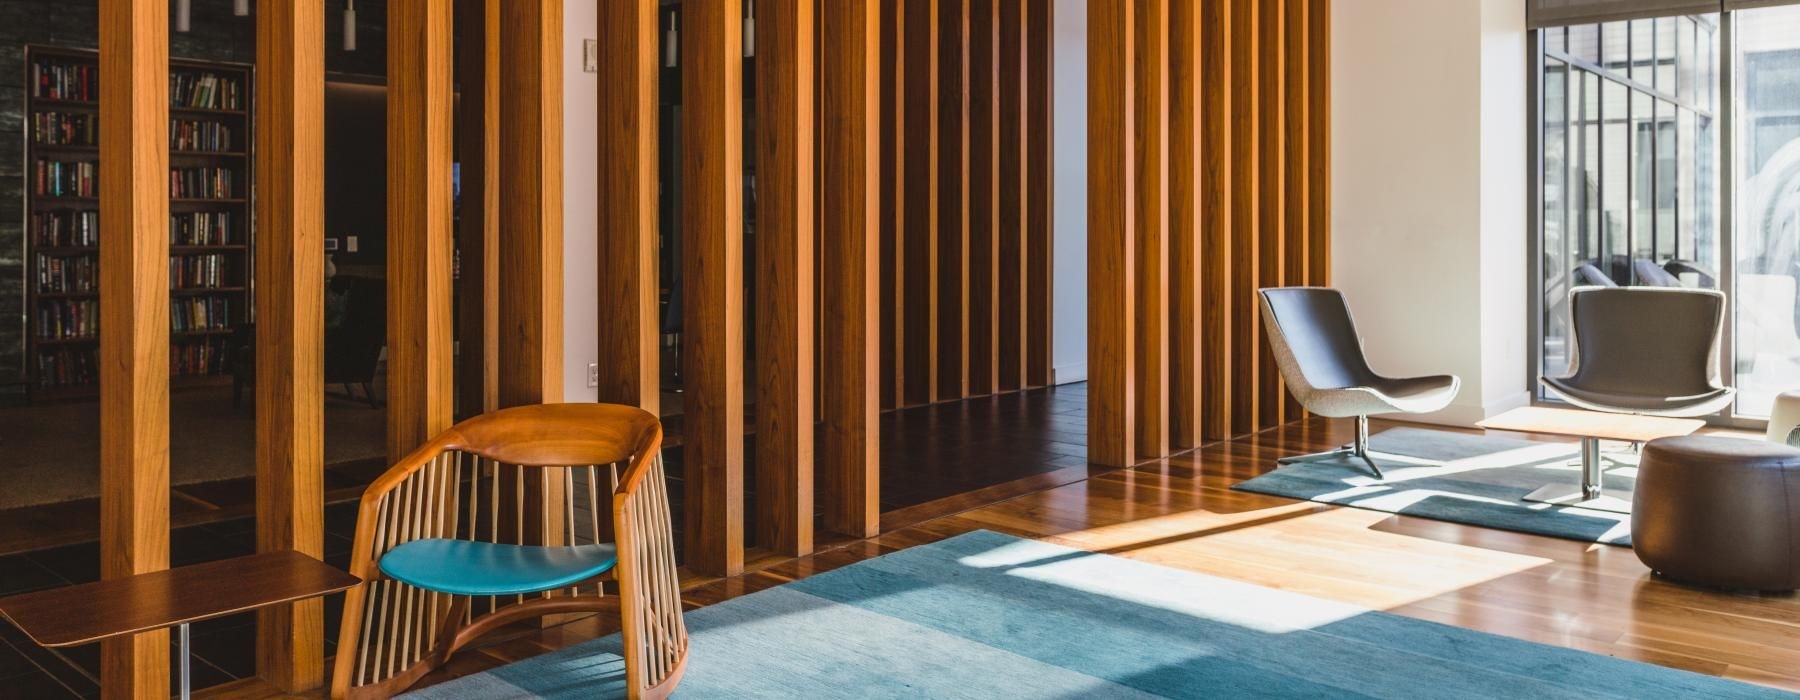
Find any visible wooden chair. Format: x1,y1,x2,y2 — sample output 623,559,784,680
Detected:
331,403,688,699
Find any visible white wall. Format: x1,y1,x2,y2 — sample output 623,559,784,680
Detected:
1052,0,1089,384
564,3,600,402
1332,0,1529,425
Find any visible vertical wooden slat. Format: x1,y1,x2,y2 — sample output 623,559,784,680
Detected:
967,0,999,397
1282,0,1309,419
99,0,170,694
388,0,456,462
755,0,816,557
1088,0,1136,468
821,0,882,539
938,0,970,401
997,0,1027,393
455,0,500,420
902,0,939,406
1228,0,1260,437
1133,0,1169,460
1025,1,1054,388
596,0,662,413
254,0,326,691
1169,0,1204,450
880,0,905,409
681,0,746,577
1256,0,1286,430
1308,0,1331,288
498,0,566,551
1199,0,1232,441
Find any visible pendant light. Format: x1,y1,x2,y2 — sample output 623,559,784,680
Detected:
175,0,191,32
344,0,358,52
744,0,755,58
234,0,249,16
664,11,679,68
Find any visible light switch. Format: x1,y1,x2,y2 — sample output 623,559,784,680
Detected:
346,235,359,253
584,39,598,73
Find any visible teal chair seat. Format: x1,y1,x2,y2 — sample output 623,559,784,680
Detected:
379,539,619,597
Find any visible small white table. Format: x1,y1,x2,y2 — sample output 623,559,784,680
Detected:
1477,406,1705,513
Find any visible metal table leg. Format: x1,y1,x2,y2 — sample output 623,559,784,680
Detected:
1523,436,1632,513
179,622,190,700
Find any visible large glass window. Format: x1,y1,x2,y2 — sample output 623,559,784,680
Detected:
1733,5,1800,416
1537,5,1800,420
1537,16,1719,382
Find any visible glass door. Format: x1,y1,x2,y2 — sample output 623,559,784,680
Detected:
1732,4,1800,417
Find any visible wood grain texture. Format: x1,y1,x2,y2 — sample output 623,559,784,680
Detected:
1227,0,1260,437
937,0,969,401
387,0,456,464
821,0,883,539
1282,0,1309,420
997,0,1027,392
595,0,661,414
98,0,171,693
1025,1,1054,388
1256,0,1286,431
253,0,328,691
1308,0,1330,287
901,0,939,406
966,0,999,397
754,0,817,557
455,0,500,420
1133,0,1170,460
1088,0,1136,468
681,0,746,577
880,0,905,409
497,0,565,409
1168,0,1204,450
1198,0,1232,441
0,551,357,649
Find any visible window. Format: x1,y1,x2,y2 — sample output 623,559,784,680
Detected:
1534,6,1800,422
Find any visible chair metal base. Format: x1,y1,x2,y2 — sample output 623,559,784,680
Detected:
1277,416,1386,479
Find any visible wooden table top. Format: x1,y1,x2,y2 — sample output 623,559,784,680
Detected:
1477,406,1706,443
0,550,359,648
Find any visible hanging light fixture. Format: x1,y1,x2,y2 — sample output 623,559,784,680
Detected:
175,0,191,32
664,11,678,68
344,0,358,52
743,0,755,58
234,0,249,16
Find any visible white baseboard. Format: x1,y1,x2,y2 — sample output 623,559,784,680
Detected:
1052,362,1088,385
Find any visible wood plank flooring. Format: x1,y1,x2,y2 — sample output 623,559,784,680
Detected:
199,413,1800,697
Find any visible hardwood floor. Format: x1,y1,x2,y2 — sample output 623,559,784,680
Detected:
199,414,1800,697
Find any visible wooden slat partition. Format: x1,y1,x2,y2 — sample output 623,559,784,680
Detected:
821,0,882,539
595,0,662,414
1025,2,1054,388
680,0,746,576
1085,0,1331,455
754,0,816,557
387,0,455,463
879,0,905,409
967,0,999,396
455,0,500,420
1088,0,1136,468
901,0,939,406
1132,0,1169,460
997,0,1027,392
1169,0,1205,450
254,0,327,690
98,0,171,693
937,0,969,400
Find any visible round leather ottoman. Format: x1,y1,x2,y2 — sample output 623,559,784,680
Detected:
1634,436,1800,590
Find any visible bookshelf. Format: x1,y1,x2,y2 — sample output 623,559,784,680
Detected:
24,46,254,401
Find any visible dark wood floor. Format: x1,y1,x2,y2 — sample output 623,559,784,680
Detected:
0,384,1090,697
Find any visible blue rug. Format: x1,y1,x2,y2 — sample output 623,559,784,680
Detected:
402,530,1786,699
1233,427,1637,546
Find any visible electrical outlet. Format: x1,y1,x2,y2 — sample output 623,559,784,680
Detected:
587,362,599,388
346,235,360,253
583,39,598,73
